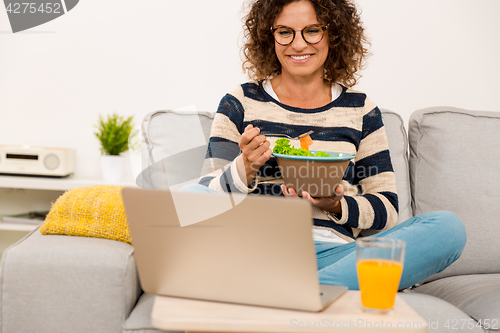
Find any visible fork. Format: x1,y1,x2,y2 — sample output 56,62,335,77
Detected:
262,130,314,140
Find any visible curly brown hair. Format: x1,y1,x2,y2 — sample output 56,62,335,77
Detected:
242,0,370,87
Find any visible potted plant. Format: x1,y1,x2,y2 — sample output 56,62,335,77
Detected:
94,113,138,182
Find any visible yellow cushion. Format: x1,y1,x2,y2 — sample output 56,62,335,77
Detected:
40,185,131,244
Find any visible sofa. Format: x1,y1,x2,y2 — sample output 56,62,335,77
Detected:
1,107,499,333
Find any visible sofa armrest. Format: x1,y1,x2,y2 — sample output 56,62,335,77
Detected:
0,228,141,333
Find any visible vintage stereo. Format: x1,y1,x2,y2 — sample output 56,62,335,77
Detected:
0,145,76,177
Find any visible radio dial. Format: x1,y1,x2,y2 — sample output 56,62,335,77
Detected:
44,154,60,170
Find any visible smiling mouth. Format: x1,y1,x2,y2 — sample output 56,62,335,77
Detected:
289,54,312,60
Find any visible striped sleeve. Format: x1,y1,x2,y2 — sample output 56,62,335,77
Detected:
198,92,252,194
330,102,398,231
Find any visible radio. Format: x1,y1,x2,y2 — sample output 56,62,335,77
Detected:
0,145,76,177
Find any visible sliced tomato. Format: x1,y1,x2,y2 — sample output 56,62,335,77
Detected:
300,135,313,152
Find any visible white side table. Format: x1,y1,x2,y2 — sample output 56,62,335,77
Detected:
151,290,427,333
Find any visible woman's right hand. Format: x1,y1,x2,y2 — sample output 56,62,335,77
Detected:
237,124,272,186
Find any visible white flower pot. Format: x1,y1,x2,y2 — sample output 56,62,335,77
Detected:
100,155,126,182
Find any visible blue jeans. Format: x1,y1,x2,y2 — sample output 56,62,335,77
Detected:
316,211,466,289
180,184,467,290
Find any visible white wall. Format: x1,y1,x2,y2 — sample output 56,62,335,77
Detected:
357,0,500,120
1,0,499,180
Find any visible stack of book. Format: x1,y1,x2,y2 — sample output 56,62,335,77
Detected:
2,211,48,224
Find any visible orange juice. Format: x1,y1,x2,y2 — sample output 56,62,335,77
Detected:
357,259,403,310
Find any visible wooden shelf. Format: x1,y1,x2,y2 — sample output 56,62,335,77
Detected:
0,175,138,191
0,175,138,234
0,222,38,232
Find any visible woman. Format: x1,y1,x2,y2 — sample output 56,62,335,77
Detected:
196,0,466,289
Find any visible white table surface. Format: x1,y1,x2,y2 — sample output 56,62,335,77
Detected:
151,290,428,333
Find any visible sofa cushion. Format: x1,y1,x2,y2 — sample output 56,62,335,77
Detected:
40,185,131,244
413,274,500,330
0,229,141,333
381,110,412,224
123,293,182,333
409,107,500,280
399,293,486,333
138,110,215,190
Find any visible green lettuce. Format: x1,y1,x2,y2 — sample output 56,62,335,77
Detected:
272,138,335,157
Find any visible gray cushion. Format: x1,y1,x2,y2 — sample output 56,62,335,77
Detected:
409,107,500,280
400,293,486,332
138,110,215,190
413,274,500,330
0,229,141,333
381,110,412,224
123,293,182,333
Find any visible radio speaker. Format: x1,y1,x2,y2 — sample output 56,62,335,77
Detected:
0,145,76,177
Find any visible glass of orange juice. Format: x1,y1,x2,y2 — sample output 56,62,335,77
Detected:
356,238,406,314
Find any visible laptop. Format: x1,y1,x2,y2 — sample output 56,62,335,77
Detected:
122,187,347,312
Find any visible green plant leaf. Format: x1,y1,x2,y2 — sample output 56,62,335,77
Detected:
94,113,138,156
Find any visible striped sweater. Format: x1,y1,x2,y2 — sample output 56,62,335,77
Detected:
200,81,398,242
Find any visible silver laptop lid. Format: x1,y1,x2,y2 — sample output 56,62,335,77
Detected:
122,188,326,311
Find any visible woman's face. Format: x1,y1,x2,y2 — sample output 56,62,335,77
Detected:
273,1,329,81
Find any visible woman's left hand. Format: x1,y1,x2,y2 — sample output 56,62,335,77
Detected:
281,184,343,214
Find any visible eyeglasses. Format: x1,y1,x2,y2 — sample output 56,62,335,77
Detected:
271,24,329,46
